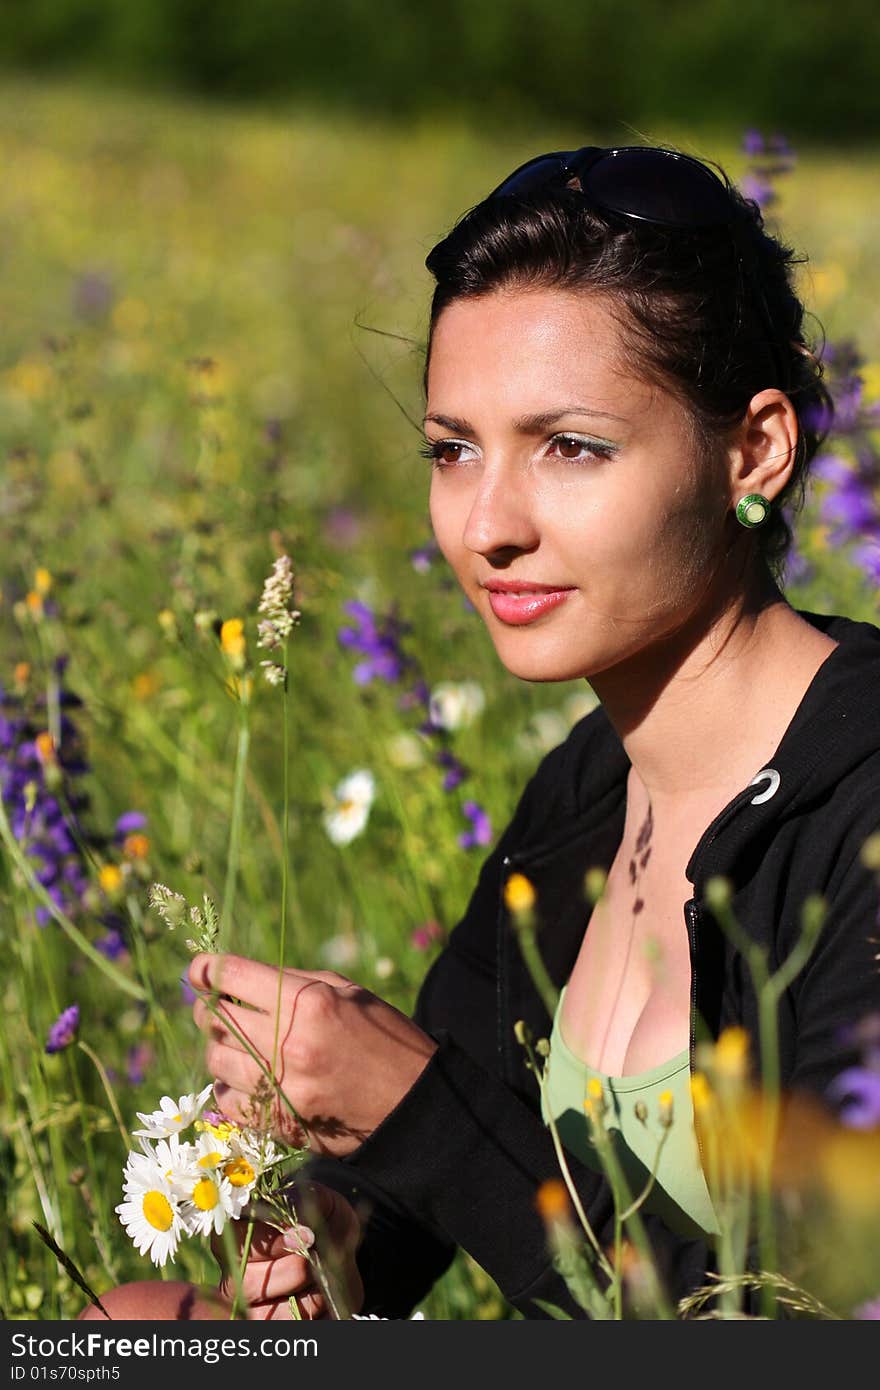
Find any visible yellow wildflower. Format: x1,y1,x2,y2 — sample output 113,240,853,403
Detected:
34,568,52,596
535,1179,569,1222
220,618,247,671
504,872,536,915
99,864,124,896
35,732,56,765
658,1088,674,1129
690,1072,714,1114
713,1026,751,1081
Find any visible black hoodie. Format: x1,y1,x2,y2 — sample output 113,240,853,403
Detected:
307,608,880,1318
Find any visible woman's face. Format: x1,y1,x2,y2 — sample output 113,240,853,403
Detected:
424,286,735,685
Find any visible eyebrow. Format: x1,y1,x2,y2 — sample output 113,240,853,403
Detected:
422,407,627,435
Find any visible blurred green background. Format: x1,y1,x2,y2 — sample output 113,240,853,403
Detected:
1,0,879,139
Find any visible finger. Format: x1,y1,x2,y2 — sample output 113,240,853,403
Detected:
219,1255,314,1305
194,995,279,1056
211,1084,305,1144
284,1184,361,1253
204,1044,264,1095
189,954,293,1010
189,954,362,1005
211,1219,314,1265
247,1292,328,1321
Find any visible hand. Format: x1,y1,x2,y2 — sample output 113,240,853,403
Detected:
189,952,438,1157
213,1182,364,1321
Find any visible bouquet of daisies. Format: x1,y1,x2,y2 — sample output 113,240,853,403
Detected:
116,1082,290,1266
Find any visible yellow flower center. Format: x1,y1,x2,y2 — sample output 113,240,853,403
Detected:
223,1157,255,1188
192,1178,220,1211
198,1151,224,1169
143,1190,174,1232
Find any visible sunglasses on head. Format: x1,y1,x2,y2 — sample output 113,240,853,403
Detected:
476,144,787,390
485,144,737,228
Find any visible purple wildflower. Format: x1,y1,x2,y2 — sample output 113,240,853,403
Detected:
180,973,197,1005
72,270,114,321
854,1298,880,1320
826,1066,880,1129
437,748,468,792
819,476,878,538
849,539,880,584
45,1004,79,1054
126,1042,154,1086
739,129,796,211
337,600,410,686
115,810,147,838
409,540,440,574
95,926,127,960
458,800,493,850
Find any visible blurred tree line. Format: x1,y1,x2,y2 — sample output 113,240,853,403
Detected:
0,0,877,139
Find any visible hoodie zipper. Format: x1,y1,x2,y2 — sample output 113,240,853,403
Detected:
684,896,706,1168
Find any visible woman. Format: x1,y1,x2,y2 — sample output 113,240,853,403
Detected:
85,144,880,1320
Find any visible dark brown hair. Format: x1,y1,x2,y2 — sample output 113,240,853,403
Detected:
423,160,832,581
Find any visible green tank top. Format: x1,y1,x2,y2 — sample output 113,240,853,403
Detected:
540,985,719,1239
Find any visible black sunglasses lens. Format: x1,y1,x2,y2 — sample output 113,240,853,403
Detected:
489,152,573,199
584,149,734,228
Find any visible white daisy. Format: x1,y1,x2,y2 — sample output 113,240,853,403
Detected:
116,1154,184,1267
138,1132,197,1186
132,1083,214,1139
173,1143,248,1237
231,1127,283,1173
428,681,485,732
322,769,375,846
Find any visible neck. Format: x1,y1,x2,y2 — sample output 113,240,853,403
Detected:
588,559,837,820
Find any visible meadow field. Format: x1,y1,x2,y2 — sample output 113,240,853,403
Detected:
1,79,879,1320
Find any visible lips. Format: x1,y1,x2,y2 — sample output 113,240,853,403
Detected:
483,584,575,626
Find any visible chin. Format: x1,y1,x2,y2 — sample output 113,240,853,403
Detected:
490,637,593,685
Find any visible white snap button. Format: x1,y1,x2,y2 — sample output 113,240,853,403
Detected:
749,767,781,804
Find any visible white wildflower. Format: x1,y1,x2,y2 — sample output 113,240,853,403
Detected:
257,554,301,651
133,1083,214,1139
116,1152,184,1267
428,681,485,731
260,659,287,687
322,769,375,846
318,932,361,970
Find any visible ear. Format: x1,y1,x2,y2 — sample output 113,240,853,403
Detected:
726,389,799,505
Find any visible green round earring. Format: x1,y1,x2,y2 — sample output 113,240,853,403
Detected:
735,493,771,528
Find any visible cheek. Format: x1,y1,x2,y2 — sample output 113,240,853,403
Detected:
429,479,467,569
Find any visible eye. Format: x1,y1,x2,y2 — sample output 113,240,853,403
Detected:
547,434,617,463
418,439,476,468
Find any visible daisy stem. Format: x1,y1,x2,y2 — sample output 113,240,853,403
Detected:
229,1219,256,1321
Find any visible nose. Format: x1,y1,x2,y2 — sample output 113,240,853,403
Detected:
461,465,540,563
